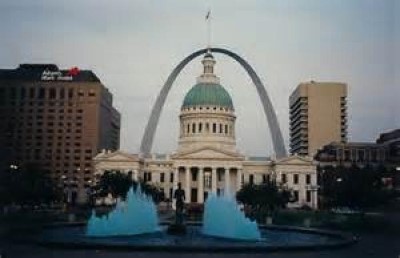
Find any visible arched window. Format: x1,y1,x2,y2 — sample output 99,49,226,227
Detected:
187,124,190,134
199,123,202,133
212,123,216,133
192,123,196,133
225,124,228,134
219,124,222,133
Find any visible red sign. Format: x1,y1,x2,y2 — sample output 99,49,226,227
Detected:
67,67,80,76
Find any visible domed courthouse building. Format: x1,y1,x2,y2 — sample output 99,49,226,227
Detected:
94,53,318,209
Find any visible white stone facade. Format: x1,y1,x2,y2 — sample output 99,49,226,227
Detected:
93,151,318,209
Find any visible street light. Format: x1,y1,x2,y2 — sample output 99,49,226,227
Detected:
9,164,18,170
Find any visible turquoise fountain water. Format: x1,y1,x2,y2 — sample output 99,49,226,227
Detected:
86,185,159,236
202,193,261,241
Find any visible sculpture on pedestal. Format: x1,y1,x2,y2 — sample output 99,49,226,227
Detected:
167,183,187,235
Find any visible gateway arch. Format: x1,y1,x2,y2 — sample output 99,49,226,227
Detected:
140,48,287,159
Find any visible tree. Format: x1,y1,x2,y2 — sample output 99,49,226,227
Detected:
319,165,394,210
236,180,291,221
96,170,133,200
0,163,62,206
95,170,164,203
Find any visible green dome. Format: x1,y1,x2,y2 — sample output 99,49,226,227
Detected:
182,83,233,109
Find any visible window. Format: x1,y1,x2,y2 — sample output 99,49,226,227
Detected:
198,123,202,133
212,123,216,133
170,172,174,183
225,124,228,134
293,190,299,202
187,124,190,133
144,172,152,182
204,172,211,188
206,123,209,132
10,87,16,99
306,174,311,185
306,190,312,202
192,123,196,133
20,88,26,99
29,88,35,98
262,174,270,183
38,88,45,99
191,170,197,181
293,174,299,184
160,173,165,183
217,170,222,181
219,124,222,133
60,89,65,99
249,174,254,185
281,173,287,183
49,88,56,99
68,89,74,99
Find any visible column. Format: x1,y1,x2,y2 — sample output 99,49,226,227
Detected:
185,167,191,203
211,167,217,194
198,167,204,203
133,170,138,181
224,167,230,194
236,168,242,191
172,168,179,209
173,168,179,191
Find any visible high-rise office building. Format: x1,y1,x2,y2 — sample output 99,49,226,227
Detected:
289,81,347,157
0,64,120,204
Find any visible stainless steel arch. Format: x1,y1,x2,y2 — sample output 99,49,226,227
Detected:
140,48,287,158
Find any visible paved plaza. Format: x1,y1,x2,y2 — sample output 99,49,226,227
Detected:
1,231,399,258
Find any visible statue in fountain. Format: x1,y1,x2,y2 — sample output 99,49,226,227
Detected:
167,183,187,235
174,183,185,224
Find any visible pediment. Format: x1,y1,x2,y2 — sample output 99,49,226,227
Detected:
172,146,244,161
94,151,139,162
275,155,314,165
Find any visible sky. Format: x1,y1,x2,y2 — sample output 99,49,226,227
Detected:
0,0,398,156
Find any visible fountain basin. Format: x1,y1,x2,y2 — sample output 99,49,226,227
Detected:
25,222,356,252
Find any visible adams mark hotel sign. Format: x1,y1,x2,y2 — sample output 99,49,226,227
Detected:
41,67,80,81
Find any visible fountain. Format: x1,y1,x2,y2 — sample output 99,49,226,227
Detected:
86,185,159,236
202,193,261,241
30,185,355,251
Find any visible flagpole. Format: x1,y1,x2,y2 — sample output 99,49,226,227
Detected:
206,9,211,51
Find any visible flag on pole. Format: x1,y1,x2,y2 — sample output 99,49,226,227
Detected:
206,9,211,20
